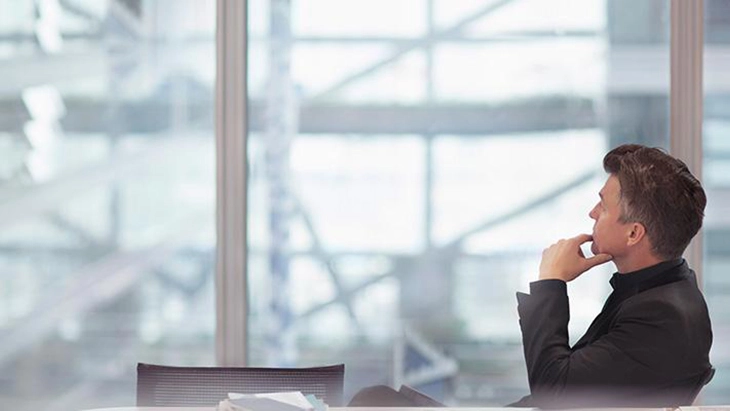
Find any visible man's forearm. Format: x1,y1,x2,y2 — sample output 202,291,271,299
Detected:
517,280,572,397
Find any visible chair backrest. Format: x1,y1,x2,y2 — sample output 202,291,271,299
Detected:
656,365,716,406
136,362,345,407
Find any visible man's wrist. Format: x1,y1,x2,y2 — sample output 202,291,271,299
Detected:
539,270,568,281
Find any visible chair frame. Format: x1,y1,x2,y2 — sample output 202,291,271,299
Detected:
136,362,345,407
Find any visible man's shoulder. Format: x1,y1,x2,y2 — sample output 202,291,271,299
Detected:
618,275,710,326
624,276,704,308
636,269,702,299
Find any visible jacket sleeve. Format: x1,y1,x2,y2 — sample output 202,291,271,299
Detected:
517,280,686,407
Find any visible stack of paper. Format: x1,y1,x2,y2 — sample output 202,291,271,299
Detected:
217,391,327,411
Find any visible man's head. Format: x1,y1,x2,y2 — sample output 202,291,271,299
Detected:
589,144,706,262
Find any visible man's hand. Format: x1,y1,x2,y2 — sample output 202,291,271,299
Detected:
539,234,613,282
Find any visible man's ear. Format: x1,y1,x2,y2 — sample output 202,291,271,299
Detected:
626,222,647,246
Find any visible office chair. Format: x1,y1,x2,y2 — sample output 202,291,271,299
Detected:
136,362,345,407
654,365,716,406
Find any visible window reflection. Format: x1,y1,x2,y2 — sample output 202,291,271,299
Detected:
0,1,215,410
248,0,672,405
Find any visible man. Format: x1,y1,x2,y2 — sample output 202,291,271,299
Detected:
512,144,713,408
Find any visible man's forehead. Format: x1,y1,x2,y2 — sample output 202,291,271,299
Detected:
600,175,621,197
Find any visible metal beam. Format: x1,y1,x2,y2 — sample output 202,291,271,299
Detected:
0,50,108,95
310,0,518,101
285,100,596,135
58,0,103,24
0,243,176,366
0,139,181,230
1,31,600,45
253,30,602,44
294,169,599,322
292,194,362,329
0,97,597,135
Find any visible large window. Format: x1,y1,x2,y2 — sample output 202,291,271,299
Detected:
0,1,216,410
6,1,726,410
246,0,671,405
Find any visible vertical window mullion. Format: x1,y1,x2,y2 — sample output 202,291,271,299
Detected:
670,0,704,285
216,0,248,366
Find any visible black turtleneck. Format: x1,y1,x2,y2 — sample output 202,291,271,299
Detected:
610,258,684,293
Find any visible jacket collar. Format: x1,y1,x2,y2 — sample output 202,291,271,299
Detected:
609,258,686,294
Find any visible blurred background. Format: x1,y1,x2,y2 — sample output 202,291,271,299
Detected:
1,0,730,410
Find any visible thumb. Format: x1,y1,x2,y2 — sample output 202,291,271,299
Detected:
584,253,613,269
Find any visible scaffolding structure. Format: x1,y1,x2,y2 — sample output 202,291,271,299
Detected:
1,1,730,410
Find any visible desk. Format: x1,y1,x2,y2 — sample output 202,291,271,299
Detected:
80,408,677,411
81,408,211,411
83,408,730,411
79,409,730,411
82,408,531,411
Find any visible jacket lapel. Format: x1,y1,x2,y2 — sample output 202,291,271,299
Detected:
571,264,691,351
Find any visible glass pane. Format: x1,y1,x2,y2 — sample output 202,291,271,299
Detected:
0,1,216,410
247,0,669,405
702,0,730,404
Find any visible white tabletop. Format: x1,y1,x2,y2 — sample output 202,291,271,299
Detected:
81,408,212,411
80,408,730,411
81,408,528,411
81,408,211,411
82,407,727,411
79,408,687,411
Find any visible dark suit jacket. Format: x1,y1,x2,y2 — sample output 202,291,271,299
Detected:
512,259,713,408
